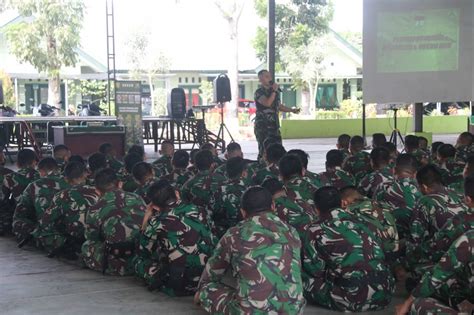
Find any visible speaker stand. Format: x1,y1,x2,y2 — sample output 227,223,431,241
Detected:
216,102,234,153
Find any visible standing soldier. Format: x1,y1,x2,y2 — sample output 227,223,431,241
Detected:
358,147,394,198
196,186,306,314
302,187,394,312
82,168,145,275
342,135,372,184
37,161,100,258
252,143,286,185
153,140,174,177
134,180,215,296
319,149,355,189
13,158,68,246
253,69,299,158
280,154,317,206
161,150,193,190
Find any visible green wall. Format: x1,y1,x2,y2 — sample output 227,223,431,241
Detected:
281,116,470,139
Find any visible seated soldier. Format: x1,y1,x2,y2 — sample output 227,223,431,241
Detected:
372,133,387,148
128,144,146,160
214,142,243,178
82,168,145,275
454,131,474,163
430,141,444,164
302,186,394,312
340,186,399,260
405,135,429,167
152,140,174,177
373,154,422,244
3,149,39,205
280,154,317,206
181,150,226,224
288,149,323,188
161,150,192,190
69,155,85,165
200,142,224,166
187,149,200,175
87,152,108,186
319,149,355,189
99,142,123,171
214,157,248,237
120,153,143,192
418,136,429,150
0,148,13,235
196,186,305,314
135,180,215,296
437,144,464,190
336,133,351,161
262,177,317,239
13,157,69,246
53,144,71,171
252,143,286,185
37,161,100,258
343,135,372,184
381,141,398,168
454,155,474,195
407,165,469,276
358,147,393,198
133,162,155,203
396,231,474,315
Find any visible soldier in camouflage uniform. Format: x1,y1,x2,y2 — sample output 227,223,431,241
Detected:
405,135,429,167
373,154,423,243
343,135,372,184
13,158,68,245
262,177,317,239
454,131,474,163
214,157,249,237
196,186,306,314
1,149,38,235
200,142,225,166
132,162,155,203
371,133,387,148
437,144,464,189
302,187,394,312
336,134,351,161
450,155,474,195
99,142,123,171
186,149,200,176
161,150,193,190
287,149,323,188
340,186,399,260
359,147,393,198
407,165,469,275
252,143,286,185
53,144,71,171
319,149,355,189
280,154,317,206
119,153,143,192
36,162,100,258
253,69,299,158
87,152,108,186
152,140,174,177
134,180,215,296
214,142,242,178
381,141,399,169
82,168,145,275
396,231,474,315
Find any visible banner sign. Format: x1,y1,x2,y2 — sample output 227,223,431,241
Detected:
115,81,143,150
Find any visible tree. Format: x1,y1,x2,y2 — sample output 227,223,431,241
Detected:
0,70,16,107
215,0,245,119
5,0,85,107
199,80,214,105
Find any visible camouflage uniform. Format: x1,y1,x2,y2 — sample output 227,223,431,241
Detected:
198,211,306,314
373,177,422,241
304,170,324,188
134,179,155,204
13,175,69,243
410,149,430,167
81,190,145,275
0,166,13,234
134,201,215,296
214,159,258,183
117,167,139,193
160,168,194,191
214,178,249,237
340,148,351,162
438,158,464,188
342,151,372,184
302,208,394,312
36,185,100,254
346,198,399,260
252,163,279,185
358,166,393,198
254,87,282,157
407,189,469,273
411,231,474,314
318,167,355,189
284,175,317,206
153,155,173,178
3,167,39,203
455,144,474,163
107,157,123,172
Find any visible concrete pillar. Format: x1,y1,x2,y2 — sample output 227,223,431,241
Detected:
413,103,423,132
267,0,276,79
350,79,357,101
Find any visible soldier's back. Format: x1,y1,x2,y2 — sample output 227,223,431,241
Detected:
343,151,372,184
318,168,355,189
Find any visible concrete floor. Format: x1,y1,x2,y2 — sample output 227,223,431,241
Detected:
0,135,459,314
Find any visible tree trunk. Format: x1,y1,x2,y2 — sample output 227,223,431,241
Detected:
47,73,61,109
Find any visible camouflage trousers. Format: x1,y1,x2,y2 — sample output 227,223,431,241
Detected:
254,119,281,158
411,297,459,315
81,240,135,276
199,283,241,314
36,232,83,256
12,219,36,245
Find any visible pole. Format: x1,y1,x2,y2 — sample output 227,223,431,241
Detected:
413,102,423,132
64,79,68,116
362,103,366,144
267,0,276,79
14,77,19,111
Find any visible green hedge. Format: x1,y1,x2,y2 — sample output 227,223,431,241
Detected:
281,116,470,139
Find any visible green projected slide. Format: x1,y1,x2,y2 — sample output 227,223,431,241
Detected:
377,8,460,73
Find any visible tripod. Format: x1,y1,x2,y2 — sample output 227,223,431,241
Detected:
389,108,405,147
216,102,234,152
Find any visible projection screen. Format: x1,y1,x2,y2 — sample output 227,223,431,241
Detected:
363,0,474,104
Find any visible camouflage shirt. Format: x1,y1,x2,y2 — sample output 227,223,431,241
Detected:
358,166,393,198
160,168,193,191
81,190,146,275
134,178,156,204
252,163,279,185
0,166,13,200
343,151,372,184
153,155,173,177
455,144,474,163
318,167,356,189
3,167,39,203
198,211,305,314
304,170,324,188
214,178,249,237
339,148,351,162
284,175,317,206
438,158,464,187
37,185,100,253
409,149,430,167
302,208,394,312
107,156,123,172
134,201,215,296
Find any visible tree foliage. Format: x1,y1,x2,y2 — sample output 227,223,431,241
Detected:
0,69,16,106
199,80,214,105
